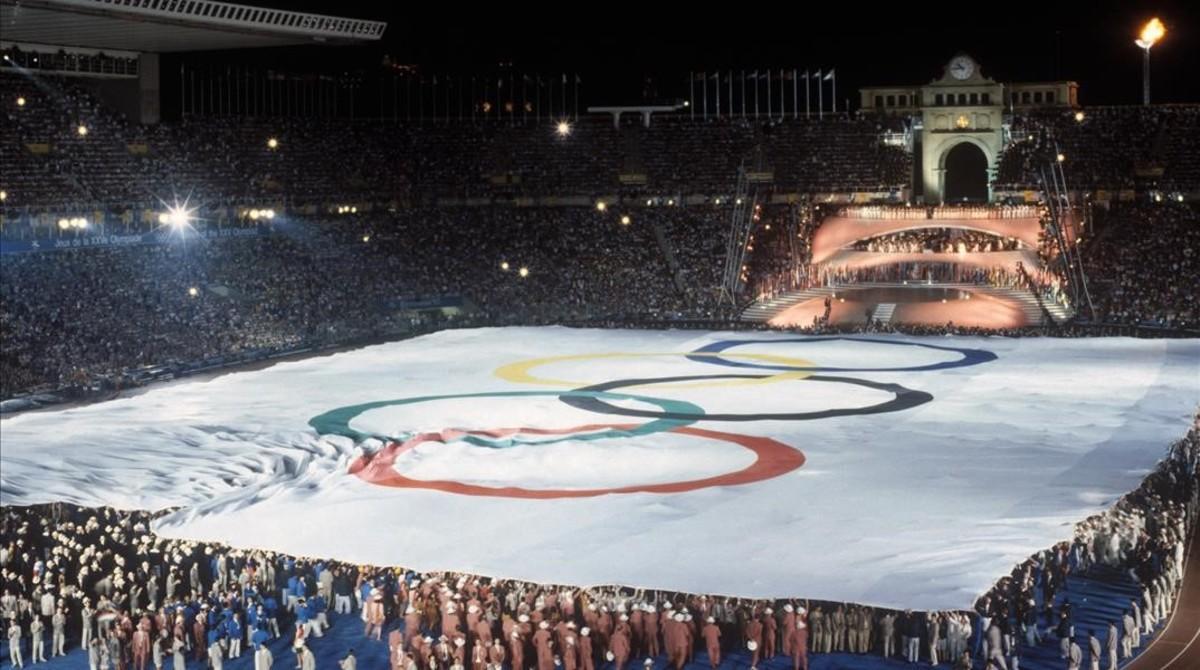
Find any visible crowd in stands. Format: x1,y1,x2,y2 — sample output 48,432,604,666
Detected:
974,415,1198,670
1082,202,1199,329
0,206,738,399
2,198,1196,400
0,71,908,218
995,106,1200,192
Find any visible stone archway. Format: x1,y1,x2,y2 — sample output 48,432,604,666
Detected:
941,142,989,203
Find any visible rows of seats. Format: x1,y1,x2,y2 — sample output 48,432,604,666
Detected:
0,71,909,215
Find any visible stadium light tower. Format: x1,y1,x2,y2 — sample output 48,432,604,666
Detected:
1135,18,1166,105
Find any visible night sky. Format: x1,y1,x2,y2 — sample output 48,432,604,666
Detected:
179,1,1198,108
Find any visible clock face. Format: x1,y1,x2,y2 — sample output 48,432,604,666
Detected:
949,56,975,80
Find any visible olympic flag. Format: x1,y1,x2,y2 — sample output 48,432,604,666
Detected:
2,327,1197,610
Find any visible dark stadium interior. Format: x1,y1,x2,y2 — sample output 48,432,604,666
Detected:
1,3,1198,670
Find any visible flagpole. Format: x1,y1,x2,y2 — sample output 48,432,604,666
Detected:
817,69,823,120
740,70,746,118
780,69,785,118
804,70,810,119
689,71,694,119
792,68,798,120
727,70,733,117
754,71,759,118
766,70,772,120
832,70,837,115
714,72,721,119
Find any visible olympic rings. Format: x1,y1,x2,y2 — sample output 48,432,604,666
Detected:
323,390,805,497
686,337,997,373
561,373,933,422
312,337,997,498
494,351,816,389
349,423,805,499
308,389,701,444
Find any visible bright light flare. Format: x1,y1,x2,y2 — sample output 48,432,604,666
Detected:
160,206,192,228
500,261,510,271
188,287,199,297
267,137,279,149
595,201,607,212
76,125,88,136
555,121,571,137
1136,18,1166,49
518,266,529,278
620,215,631,226
16,97,26,107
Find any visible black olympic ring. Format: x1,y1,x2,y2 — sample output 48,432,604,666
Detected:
559,373,933,422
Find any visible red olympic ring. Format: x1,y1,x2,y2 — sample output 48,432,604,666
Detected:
349,423,805,499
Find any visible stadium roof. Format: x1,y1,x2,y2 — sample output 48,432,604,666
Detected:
0,0,387,54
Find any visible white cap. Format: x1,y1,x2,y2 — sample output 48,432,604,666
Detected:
673,613,684,622
518,615,529,623
539,622,549,630
580,628,590,636
706,617,715,623
783,605,793,612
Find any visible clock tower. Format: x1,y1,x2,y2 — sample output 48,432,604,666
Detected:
860,55,1076,204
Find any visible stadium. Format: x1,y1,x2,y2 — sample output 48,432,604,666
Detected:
0,2,1198,670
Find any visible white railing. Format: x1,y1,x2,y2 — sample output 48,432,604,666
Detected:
838,205,1042,220
45,0,388,40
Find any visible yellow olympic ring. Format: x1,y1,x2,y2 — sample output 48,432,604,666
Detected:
494,352,816,390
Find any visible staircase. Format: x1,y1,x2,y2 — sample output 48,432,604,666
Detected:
872,303,896,325
740,286,839,322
